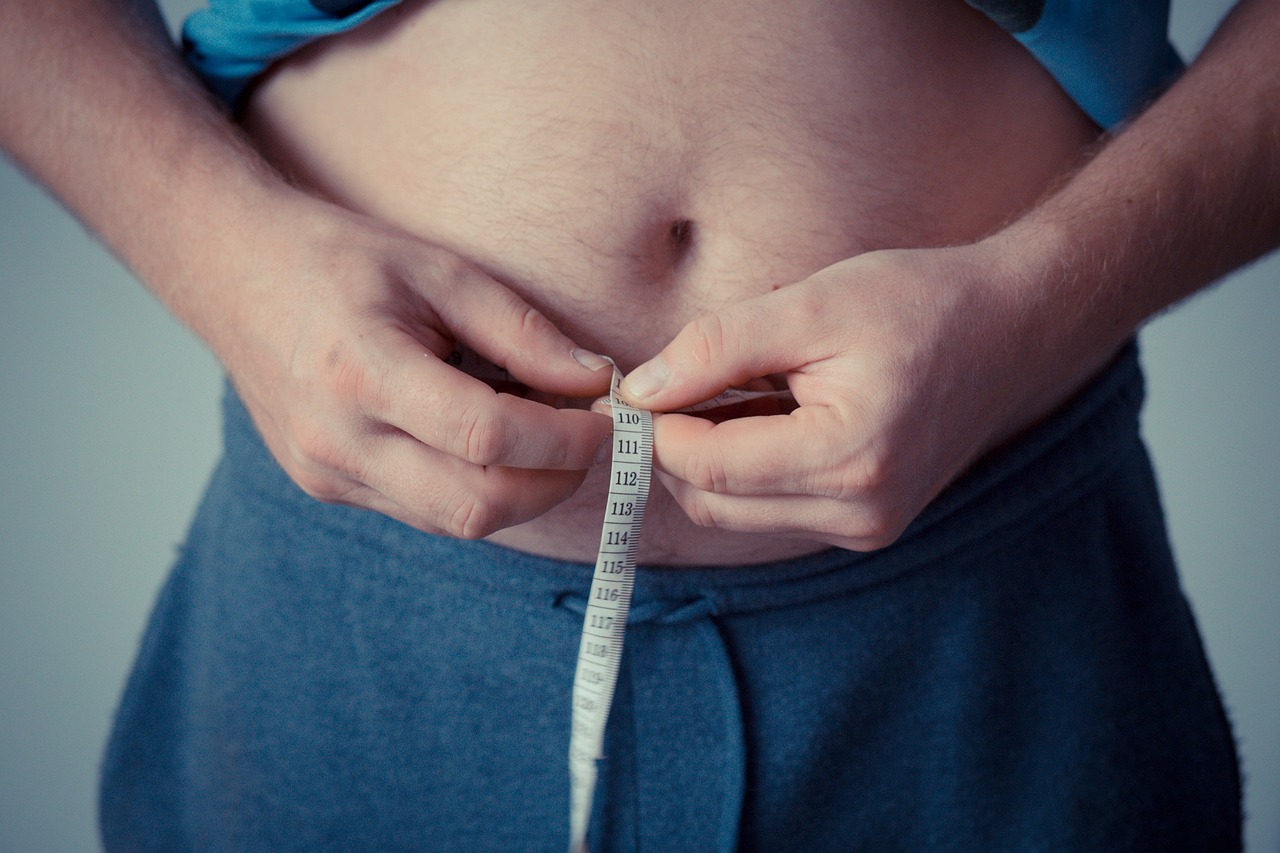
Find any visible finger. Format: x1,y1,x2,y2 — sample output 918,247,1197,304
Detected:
427,261,614,398
348,430,591,539
650,406,864,499
379,332,613,470
619,288,828,410
654,471,907,552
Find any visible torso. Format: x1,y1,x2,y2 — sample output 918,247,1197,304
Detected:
241,0,1099,565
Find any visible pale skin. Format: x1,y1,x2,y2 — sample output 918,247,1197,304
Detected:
620,2,1280,551
1,0,1278,561
2,0,617,540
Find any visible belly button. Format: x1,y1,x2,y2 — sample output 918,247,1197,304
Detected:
668,217,695,249
642,217,697,283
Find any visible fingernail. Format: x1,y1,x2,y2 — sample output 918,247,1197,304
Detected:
621,358,668,400
571,348,613,372
594,436,612,465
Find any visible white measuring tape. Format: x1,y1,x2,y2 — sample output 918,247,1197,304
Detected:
567,364,652,853
448,348,789,852
568,362,797,852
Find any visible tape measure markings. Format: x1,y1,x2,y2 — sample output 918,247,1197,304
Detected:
444,347,792,852
568,365,652,852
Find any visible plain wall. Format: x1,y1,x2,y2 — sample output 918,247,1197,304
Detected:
1,0,1275,849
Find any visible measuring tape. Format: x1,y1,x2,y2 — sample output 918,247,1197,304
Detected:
567,363,797,851
567,364,651,853
448,348,789,852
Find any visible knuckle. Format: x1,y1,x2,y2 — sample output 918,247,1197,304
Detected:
680,493,721,529
831,446,890,502
839,502,910,552
456,405,513,466
822,448,912,550
514,302,550,339
414,249,471,313
858,513,908,551
683,313,732,369
291,461,354,505
291,426,340,472
443,492,505,540
685,448,732,495
539,428,573,470
489,288,553,342
286,424,367,501
292,468,342,503
659,476,717,528
422,246,470,287
301,332,391,421
355,350,395,415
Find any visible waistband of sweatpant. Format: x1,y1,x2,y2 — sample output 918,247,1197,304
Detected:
219,341,1146,617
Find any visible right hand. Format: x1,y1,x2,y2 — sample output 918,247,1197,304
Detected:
213,193,614,538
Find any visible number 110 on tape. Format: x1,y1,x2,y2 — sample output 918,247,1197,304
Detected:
568,378,653,853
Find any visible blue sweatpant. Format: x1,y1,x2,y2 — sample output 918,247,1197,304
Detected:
99,344,1240,851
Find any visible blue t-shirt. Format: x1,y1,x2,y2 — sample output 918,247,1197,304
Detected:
183,0,1184,128
965,0,1183,127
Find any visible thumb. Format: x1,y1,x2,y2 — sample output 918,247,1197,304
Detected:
620,293,813,410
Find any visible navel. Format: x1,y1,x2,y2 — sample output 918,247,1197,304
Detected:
668,217,695,248
631,215,698,286
662,217,698,273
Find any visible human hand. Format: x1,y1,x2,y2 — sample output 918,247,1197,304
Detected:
214,194,614,538
618,243,1115,550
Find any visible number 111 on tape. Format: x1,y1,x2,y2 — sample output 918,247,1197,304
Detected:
567,367,652,853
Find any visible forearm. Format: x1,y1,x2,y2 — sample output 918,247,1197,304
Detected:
993,0,1280,362
0,0,295,347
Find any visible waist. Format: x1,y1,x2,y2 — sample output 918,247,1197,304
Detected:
238,0,1101,561
218,343,1145,582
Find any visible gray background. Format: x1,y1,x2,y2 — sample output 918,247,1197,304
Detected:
2,0,1276,849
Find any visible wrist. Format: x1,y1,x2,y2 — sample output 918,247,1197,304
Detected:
130,163,308,345
982,214,1138,353
970,221,1135,432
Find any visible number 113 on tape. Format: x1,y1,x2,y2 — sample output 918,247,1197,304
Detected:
567,365,652,853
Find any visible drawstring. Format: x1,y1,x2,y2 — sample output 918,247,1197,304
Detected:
556,592,745,853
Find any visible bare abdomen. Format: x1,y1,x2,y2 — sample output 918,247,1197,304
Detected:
242,0,1098,564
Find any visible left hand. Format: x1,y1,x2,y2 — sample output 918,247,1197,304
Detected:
618,242,1109,551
